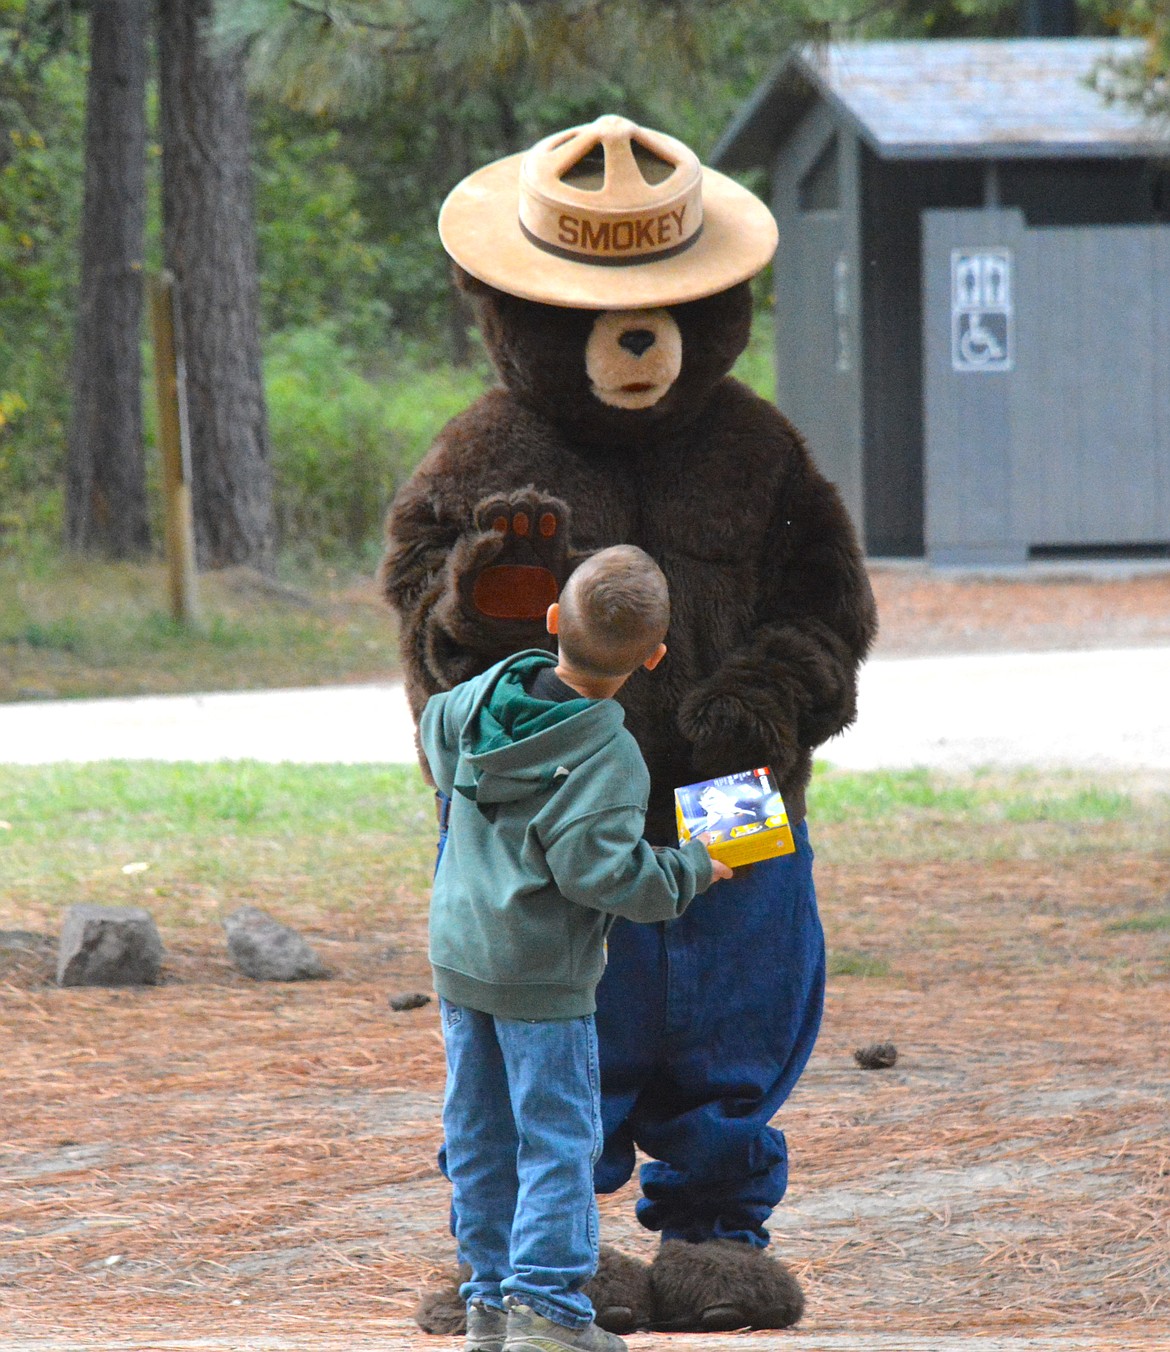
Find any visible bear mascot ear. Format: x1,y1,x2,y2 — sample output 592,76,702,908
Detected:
452,262,493,302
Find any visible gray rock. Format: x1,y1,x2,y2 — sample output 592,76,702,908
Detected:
223,905,329,982
388,991,431,1012
56,906,163,987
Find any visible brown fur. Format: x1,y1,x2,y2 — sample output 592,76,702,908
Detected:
413,1246,652,1336
413,1260,470,1335
650,1239,804,1331
381,273,876,841
584,1244,655,1333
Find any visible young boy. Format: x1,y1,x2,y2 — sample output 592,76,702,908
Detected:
419,544,730,1352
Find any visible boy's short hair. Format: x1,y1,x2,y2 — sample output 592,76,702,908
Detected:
557,545,669,679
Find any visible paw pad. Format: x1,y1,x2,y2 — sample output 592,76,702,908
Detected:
469,490,570,623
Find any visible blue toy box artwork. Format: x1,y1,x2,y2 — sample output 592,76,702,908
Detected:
675,766,796,868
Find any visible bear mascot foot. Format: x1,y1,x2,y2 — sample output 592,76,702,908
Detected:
650,1239,805,1332
414,1261,470,1335
582,1243,654,1334
412,1246,653,1336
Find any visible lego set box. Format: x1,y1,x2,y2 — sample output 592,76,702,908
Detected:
674,766,796,868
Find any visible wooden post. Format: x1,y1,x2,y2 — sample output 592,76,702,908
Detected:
148,270,199,625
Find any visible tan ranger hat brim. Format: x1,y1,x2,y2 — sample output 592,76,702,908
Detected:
439,152,779,310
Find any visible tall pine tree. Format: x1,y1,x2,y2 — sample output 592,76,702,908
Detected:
65,0,150,557
158,0,273,569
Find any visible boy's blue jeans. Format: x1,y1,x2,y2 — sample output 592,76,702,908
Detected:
439,997,602,1328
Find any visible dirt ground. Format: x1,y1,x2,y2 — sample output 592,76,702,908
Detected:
867,561,1170,657
3,566,1169,1351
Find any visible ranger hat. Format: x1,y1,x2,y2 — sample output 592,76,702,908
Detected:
439,114,778,310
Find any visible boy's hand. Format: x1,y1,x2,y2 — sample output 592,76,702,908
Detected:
696,836,733,881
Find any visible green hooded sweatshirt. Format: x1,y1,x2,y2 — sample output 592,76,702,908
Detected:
419,650,715,1020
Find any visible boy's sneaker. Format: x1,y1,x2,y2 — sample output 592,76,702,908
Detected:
502,1302,627,1352
466,1300,508,1352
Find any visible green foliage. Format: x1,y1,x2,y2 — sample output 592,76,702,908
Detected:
0,4,85,524
220,0,798,118
308,109,459,336
221,0,819,339
732,299,776,402
252,111,391,345
1087,1,1170,123
264,324,489,560
9,0,1158,568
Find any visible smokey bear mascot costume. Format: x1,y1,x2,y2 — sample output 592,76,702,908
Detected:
382,115,877,1334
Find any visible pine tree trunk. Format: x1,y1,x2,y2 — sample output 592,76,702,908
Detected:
157,0,273,570
64,0,149,557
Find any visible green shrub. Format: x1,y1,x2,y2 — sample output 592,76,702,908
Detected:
731,281,775,402
264,325,489,560
0,39,86,518
253,117,391,350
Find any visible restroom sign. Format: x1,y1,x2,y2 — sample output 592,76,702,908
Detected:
951,249,1013,372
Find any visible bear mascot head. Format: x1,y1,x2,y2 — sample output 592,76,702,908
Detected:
383,114,876,1336
439,114,772,438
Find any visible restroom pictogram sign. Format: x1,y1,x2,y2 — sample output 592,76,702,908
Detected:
951,249,1013,373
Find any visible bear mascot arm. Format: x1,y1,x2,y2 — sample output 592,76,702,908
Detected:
675,423,877,786
380,403,574,717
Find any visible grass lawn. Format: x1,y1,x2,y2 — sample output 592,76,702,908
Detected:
0,762,434,940
3,762,1167,976
0,555,397,702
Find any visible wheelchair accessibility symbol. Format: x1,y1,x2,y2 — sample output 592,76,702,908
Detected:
951,249,1013,373
956,310,1010,368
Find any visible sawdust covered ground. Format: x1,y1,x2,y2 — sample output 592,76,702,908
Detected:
2,568,1169,1349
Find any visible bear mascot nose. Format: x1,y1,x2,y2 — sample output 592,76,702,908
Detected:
618,328,657,357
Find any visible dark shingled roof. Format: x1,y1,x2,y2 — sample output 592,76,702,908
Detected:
712,38,1166,168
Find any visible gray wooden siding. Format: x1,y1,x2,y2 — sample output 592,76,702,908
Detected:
861,156,985,556
923,208,1170,563
772,103,864,529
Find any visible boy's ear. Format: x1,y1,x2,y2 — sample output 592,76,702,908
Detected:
643,642,667,672
546,602,560,636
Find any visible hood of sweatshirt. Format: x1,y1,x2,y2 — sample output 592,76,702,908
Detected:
453,651,627,807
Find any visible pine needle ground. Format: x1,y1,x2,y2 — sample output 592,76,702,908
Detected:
1,764,1168,1348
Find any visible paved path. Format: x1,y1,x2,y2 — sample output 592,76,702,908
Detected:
2,647,1169,773
825,645,1170,773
